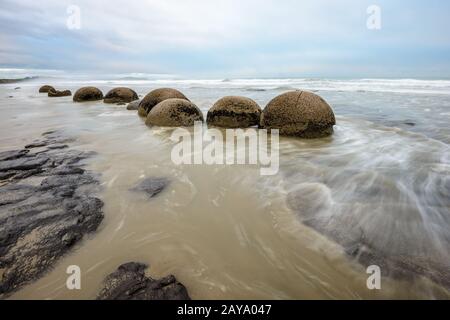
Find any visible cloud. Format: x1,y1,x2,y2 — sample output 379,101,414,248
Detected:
0,0,449,77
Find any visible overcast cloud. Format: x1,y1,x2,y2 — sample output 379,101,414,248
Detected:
0,0,450,78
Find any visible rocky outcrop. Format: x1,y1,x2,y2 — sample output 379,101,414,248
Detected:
73,87,104,102
0,130,104,297
207,96,261,128
39,85,55,93
104,87,138,104
145,98,204,127
97,262,190,300
138,88,189,117
260,91,336,138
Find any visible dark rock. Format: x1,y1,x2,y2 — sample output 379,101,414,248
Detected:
0,150,29,162
61,232,78,247
48,89,72,97
14,87,20,90
48,166,84,176
0,171,16,181
39,85,55,93
138,88,189,117
126,99,141,110
42,130,58,136
0,131,103,297
104,87,138,104
130,177,169,198
73,87,103,102
97,262,190,300
3,168,43,181
145,98,204,127
0,184,36,206
207,96,261,128
0,157,48,172
47,144,68,150
25,141,47,149
260,91,336,138
40,174,94,191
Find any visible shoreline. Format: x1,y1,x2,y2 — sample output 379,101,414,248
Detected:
0,77,38,84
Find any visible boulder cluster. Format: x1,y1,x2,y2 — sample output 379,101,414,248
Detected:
135,88,335,138
39,85,71,97
39,85,336,138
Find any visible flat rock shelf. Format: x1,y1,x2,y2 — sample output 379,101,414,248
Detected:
0,130,104,297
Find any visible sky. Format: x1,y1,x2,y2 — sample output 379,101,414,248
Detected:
1,0,450,79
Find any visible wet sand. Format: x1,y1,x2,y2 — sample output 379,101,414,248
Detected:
1,80,449,299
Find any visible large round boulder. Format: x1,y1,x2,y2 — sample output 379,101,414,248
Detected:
104,87,138,104
145,98,203,127
138,88,188,117
260,91,335,138
39,85,54,93
73,87,104,102
207,96,261,128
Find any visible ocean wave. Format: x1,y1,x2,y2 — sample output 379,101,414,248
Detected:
10,73,450,95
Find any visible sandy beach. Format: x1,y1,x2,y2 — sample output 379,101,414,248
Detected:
0,77,449,299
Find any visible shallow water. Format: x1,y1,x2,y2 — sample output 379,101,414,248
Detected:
1,78,450,299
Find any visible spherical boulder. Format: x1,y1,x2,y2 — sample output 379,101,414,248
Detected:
260,91,335,138
39,85,54,93
103,87,138,104
145,98,204,127
207,96,261,128
73,87,103,102
138,88,188,117
126,99,141,110
48,89,72,97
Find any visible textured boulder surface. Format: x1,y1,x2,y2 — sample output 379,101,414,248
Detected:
207,96,261,128
0,130,104,297
260,91,336,138
138,88,189,117
97,262,190,300
48,89,72,97
38,85,55,93
145,98,203,127
104,87,139,104
73,87,104,102
126,99,142,110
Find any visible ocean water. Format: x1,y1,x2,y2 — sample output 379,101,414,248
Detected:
1,76,449,299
